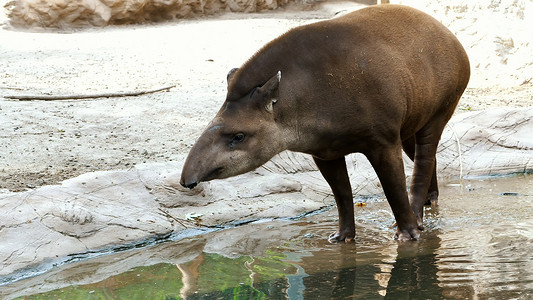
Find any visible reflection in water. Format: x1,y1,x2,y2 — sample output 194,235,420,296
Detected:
283,231,446,299
3,174,533,299
283,251,311,299
385,232,443,299
176,253,204,299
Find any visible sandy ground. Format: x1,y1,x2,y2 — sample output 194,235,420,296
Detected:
0,5,329,192
1,1,532,193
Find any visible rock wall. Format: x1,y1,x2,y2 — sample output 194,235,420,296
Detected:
3,0,294,28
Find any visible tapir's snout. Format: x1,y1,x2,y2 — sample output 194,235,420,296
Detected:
180,159,224,189
180,161,200,189
180,125,227,190
180,158,198,189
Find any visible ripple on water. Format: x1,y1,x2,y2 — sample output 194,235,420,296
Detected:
436,220,533,296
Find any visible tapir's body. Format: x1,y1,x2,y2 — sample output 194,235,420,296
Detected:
181,5,470,241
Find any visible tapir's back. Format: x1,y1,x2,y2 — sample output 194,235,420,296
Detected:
315,5,471,137
230,4,470,135
326,5,471,104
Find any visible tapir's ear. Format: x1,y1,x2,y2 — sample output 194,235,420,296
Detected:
227,68,239,85
258,71,281,113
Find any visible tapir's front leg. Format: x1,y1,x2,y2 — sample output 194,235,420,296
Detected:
366,145,420,241
313,156,355,243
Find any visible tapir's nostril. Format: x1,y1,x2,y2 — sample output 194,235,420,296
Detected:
181,181,197,190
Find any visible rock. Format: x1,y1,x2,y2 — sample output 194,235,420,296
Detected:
437,108,533,177
4,0,296,28
0,169,174,277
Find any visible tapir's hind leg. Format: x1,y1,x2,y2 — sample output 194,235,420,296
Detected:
366,144,420,241
426,166,439,206
402,136,439,207
313,156,355,243
408,120,451,228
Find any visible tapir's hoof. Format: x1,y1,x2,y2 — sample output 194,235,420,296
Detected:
425,191,439,206
328,231,355,243
394,227,420,241
416,217,425,231
392,221,424,232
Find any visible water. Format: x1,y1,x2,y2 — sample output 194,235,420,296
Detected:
2,174,532,299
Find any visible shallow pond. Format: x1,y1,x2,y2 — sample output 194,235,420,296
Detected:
2,174,532,299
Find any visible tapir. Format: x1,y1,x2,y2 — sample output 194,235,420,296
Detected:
180,5,470,242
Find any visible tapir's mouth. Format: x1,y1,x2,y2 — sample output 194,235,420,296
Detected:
201,167,224,182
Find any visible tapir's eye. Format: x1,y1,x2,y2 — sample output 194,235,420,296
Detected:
229,133,245,150
232,133,245,143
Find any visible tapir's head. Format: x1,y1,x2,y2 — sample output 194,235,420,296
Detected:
180,70,285,189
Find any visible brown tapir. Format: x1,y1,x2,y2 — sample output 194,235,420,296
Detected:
180,5,470,242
